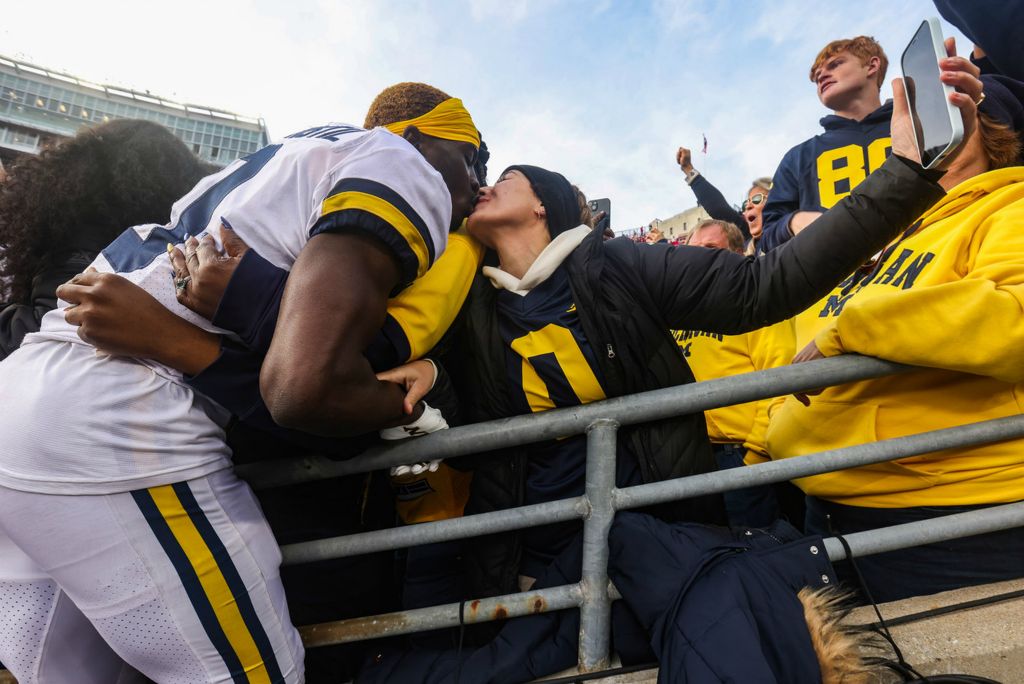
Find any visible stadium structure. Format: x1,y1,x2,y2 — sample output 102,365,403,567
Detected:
0,54,269,168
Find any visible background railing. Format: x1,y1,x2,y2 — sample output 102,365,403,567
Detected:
3,355,1022,682
236,354,1024,673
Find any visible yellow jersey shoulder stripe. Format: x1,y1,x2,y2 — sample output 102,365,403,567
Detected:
316,177,435,282
384,232,484,361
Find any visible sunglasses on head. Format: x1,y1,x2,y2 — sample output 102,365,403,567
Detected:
742,193,767,210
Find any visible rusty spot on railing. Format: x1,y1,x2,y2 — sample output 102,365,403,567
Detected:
300,611,411,647
298,590,564,648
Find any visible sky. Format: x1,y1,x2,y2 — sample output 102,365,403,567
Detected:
1,0,968,231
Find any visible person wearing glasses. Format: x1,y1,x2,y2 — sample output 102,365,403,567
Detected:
676,146,772,255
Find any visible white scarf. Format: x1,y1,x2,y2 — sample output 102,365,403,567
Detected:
482,225,590,296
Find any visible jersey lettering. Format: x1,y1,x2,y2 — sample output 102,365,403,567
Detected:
285,124,363,141
102,144,282,272
890,252,934,289
873,248,914,285
819,292,854,318
816,137,892,209
510,323,606,413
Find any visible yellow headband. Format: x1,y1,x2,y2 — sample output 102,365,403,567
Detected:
383,98,480,149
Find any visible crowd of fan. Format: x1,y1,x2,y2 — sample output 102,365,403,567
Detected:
0,4,1023,683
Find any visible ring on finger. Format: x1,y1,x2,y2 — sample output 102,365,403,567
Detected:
974,91,986,107
175,275,192,292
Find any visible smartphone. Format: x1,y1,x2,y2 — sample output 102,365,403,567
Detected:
589,198,611,230
900,17,964,169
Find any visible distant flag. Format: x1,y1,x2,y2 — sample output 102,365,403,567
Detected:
701,133,708,155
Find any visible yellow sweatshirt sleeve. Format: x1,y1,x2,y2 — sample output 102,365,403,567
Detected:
742,319,797,461
385,231,484,361
815,204,1024,384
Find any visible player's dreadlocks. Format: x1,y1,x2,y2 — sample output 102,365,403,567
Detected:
363,82,452,129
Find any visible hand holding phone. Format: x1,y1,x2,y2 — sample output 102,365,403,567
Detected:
894,21,983,169
589,198,611,231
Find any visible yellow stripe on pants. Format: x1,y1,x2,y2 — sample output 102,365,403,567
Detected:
149,485,272,684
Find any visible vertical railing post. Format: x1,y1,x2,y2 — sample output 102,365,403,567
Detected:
578,418,619,672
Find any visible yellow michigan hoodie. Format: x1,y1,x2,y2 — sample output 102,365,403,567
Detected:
674,320,795,465
767,166,1024,507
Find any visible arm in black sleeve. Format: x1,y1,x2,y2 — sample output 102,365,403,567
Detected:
0,302,46,360
183,250,368,452
0,251,95,360
188,340,382,458
638,155,945,334
688,174,750,240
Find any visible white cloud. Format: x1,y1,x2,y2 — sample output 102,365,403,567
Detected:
0,0,972,229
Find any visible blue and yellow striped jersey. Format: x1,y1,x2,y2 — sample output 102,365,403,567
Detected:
495,266,624,571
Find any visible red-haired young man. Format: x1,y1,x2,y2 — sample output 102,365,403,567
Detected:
760,36,893,251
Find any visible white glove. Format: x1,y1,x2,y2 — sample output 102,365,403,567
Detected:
391,460,443,477
380,401,448,476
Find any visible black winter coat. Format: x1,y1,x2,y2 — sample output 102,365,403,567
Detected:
449,154,944,600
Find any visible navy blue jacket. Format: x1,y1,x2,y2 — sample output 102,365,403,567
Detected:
760,101,892,252
355,532,653,684
608,512,836,683
934,0,1024,81
357,513,839,684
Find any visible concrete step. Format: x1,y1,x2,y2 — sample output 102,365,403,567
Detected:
3,580,1020,683
848,577,1024,682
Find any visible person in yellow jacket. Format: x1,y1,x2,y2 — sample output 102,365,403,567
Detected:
676,219,797,527
767,73,1024,601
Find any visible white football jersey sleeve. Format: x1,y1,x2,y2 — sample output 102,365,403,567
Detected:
0,125,452,494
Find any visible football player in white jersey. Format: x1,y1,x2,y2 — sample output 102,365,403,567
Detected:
0,83,480,684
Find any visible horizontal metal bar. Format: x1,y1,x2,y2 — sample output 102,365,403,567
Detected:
238,355,908,489
297,502,1024,649
282,496,586,565
614,414,1024,511
824,501,1024,561
301,583,583,648
280,415,1024,565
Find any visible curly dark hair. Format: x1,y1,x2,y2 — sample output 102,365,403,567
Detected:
0,119,210,303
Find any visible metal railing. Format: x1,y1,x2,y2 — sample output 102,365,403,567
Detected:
1,356,1022,681
231,353,1024,673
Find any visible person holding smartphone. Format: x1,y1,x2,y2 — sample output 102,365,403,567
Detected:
768,60,1024,602
53,52,982,681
